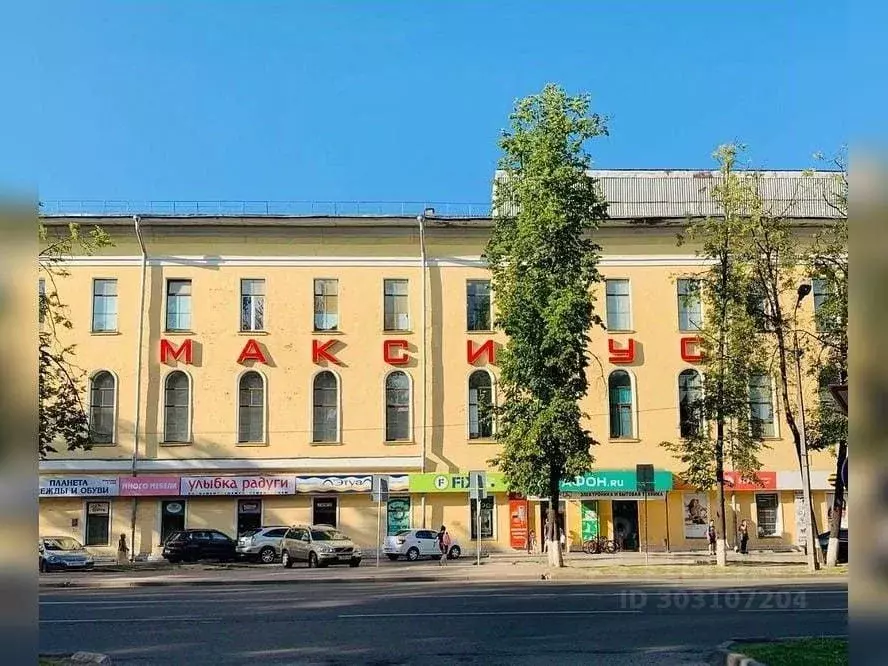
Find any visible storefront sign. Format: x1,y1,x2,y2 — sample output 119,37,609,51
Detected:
39,477,119,498
509,499,528,549
181,475,295,496
386,498,411,536
592,492,667,500
560,470,673,494
119,476,181,497
723,471,777,491
682,492,710,539
294,475,409,494
581,500,600,541
409,472,507,494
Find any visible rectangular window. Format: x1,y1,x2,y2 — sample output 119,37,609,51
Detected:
92,279,118,332
470,497,495,540
749,374,776,438
166,279,192,332
312,497,338,527
240,279,265,331
605,279,631,331
39,278,46,326
746,285,772,331
84,501,110,546
812,278,834,332
755,493,780,537
314,279,339,331
677,278,702,332
466,280,492,331
383,279,409,331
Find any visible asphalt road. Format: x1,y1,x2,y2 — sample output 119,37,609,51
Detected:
40,580,847,665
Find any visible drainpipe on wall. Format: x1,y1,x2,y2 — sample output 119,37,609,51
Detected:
417,213,429,528
129,216,148,561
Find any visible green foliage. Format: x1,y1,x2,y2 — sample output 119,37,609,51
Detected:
39,222,113,458
485,84,608,498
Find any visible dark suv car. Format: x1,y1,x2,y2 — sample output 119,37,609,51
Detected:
162,529,237,563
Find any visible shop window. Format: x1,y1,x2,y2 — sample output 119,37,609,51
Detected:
605,279,631,331
313,497,338,527
608,370,634,439
385,371,411,441
466,280,492,331
240,279,266,332
161,500,186,544
238,371,265,443
164,371,191,443
468,370,494,439
678,369,703,438
756,493,780,537
237,499,262,536
312,371,339,443
386,497,411,536
314,278,339,331
470,497,495,540
89,371,116,444
84,501,110,546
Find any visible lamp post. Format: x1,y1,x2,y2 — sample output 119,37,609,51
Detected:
793,283,819,572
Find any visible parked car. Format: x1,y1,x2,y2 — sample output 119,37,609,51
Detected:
280,525,362,568
162,529,237,563
817,528,848,564
384,529,462,562
39,536,95,573
236,525,289,564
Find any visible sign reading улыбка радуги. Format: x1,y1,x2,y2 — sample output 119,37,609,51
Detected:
39,476,120,497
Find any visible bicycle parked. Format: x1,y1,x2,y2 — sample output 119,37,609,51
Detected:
582,535,622,555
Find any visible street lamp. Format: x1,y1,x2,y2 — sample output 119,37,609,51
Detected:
793,283,820,571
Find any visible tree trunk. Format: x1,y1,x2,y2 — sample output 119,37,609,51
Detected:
826,440,847,568
547,470,564,568
715,433,728,567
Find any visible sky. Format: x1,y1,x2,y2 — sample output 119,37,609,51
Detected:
4,1,851,207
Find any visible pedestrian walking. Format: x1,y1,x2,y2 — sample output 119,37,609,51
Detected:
707,521,717,556
117,533,129,565
738,519,749,555
436,525,452,566
527,529,536,555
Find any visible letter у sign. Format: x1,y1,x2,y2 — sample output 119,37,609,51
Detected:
559,469,673,495
409,472,507,494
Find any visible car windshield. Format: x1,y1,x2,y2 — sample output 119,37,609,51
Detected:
43,537,82,551
240,529,261,537
311,529,348,541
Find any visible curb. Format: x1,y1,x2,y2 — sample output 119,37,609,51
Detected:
40,652,113,665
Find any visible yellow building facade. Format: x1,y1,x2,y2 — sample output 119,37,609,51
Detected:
38,172,845,559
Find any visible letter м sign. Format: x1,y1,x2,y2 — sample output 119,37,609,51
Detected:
160,338,193,365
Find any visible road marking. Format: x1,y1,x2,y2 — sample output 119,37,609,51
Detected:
338,610,642,618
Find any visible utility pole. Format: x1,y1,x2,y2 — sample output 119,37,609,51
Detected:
794,284,819,572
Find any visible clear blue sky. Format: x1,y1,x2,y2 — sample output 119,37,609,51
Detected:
6,1,848,205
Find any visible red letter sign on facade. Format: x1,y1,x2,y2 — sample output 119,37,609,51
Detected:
608,338,636,364
237,339,268,365
384,340,410,365
467,339,496,365
312,339,340,365
680,336,703,363
160,339,193,365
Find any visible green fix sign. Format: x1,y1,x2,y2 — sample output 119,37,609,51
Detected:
409,473,507,494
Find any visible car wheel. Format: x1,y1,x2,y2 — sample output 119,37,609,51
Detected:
38,559,46,573
258,547,276,565
449,546,461,560
386,554,400,562
349,559,361,567
282,551,293,569
308,552,318,569
406,547,420,562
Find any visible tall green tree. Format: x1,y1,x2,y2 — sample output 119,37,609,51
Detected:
485,84,608,567
39,221,112,459
662,145,770,567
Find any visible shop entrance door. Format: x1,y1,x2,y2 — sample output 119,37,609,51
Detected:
237,499,262,536
612,500,639,552
160,500,186,544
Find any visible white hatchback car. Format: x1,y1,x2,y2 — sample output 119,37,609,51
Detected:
384,528,462,561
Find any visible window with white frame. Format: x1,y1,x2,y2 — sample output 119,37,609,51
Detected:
312,371,339,443
383,279,409,331
677,278,702,332
85,501,110,546
608,370,634,439
92,279,118,332
314,279,339,332
755,493,780,537
678,369,703,438
385,371,411,441
605,279,631,331
468,370,494,439
89,371,116,444
164,371,190,443
238,371,265,443
166,279,192,332
240,279,265,331
748,374,776,438
466,280,492,331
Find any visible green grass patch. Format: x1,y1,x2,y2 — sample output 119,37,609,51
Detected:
739,637,847,666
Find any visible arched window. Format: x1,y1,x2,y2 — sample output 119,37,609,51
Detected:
608,370,634,439
164,371,190,443
89,371,116,444
312,371,339,443
468,370,494,439
678,369,703,438
385,371,411,442
238,371,265,443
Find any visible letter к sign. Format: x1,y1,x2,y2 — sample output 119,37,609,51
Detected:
680,336,703,363
608,338,636,364
312,339,341,365
384,340,410,366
